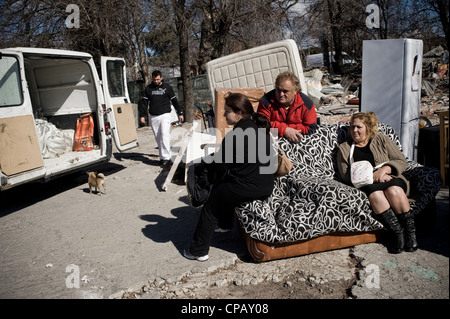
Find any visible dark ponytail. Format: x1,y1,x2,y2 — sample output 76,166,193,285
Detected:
224,92,270,133
251,112,270,133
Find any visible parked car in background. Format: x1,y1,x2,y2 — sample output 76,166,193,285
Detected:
306,51,357,69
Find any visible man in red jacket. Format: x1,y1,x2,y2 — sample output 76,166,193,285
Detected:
257,72,317,142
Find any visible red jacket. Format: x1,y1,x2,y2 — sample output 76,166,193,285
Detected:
257,90,317,137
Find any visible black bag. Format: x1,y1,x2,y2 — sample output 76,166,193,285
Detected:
186,162,213,208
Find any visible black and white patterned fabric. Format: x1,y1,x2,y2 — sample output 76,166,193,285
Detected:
236,123,442,243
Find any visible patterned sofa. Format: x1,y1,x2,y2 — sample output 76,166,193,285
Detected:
236,122,442,262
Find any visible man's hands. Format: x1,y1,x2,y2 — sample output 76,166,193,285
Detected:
284,127,303,142
140,115,185,125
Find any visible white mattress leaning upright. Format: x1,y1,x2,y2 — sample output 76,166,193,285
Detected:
205,39,308,106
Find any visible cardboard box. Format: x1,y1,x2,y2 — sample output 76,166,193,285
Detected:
214,87,265,142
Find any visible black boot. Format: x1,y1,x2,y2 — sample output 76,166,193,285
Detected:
376,209,404,254
397,211,418,252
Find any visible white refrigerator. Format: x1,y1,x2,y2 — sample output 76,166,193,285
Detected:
361,39,423,161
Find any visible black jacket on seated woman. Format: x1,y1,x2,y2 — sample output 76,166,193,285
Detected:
184,93,275,261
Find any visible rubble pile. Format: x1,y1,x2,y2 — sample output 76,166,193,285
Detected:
420,90,449,126
306,45,449,126
420,45,449,126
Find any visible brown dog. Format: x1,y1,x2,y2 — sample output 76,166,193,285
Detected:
87,171,106,195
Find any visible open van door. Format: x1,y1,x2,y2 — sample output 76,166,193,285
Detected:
0,50,45,190
101,57,138,152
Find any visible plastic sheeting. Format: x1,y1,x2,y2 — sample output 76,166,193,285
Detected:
35,119,73,159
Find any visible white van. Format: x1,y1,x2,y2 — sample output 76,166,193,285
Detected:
0,47,138,191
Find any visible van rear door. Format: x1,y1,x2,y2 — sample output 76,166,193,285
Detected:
0,50,45,190
100,57,138,152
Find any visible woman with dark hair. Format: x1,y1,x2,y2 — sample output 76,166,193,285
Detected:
336,112,417,254
184,93,275,261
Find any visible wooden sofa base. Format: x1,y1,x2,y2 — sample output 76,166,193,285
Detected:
242,230,384,262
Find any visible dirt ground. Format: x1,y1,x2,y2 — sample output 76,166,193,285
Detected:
147,258,359,299
122,237,365,299
183,272,353,299
1,87,447,301
198,276,353,299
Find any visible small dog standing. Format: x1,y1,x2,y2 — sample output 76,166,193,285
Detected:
87,171,106,195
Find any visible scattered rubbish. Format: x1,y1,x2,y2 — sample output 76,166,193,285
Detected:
305,69,326,106
422,79,438,96
346,98,359,105
321,83,345,95
306,44,448,126
422,45,448,96
81,275,91,283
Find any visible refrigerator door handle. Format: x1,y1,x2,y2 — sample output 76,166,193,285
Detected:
411,54,421,92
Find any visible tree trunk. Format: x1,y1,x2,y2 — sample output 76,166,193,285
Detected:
326,0,343,74
173,0,194,123
435,0,449,53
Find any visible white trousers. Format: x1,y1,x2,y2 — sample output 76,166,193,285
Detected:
150,112,172,161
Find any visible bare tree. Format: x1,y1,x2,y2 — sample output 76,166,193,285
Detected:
194,0,239,73
291,0,449,71
0,0,66,47
58,0,131,64
118,0,153,83
432,0,450,50
293,0,361,73
191,0,300,73
414,0,449,50
1,0,447,116
172,0,195,122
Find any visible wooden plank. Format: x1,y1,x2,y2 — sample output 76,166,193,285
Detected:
0,115,44,176
113,103,138,146
440,110,449,187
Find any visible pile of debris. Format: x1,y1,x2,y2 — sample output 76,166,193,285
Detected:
420,89,449,126
422,45,449,96
304,68,362,124
305,45,449,126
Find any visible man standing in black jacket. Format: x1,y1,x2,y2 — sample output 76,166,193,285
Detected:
139,70,184,168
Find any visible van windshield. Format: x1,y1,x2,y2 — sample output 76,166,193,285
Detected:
106,60,125,97
0,55,23,106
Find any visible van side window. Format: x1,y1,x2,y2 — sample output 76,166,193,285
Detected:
106,60,125,97
0,56,23,107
